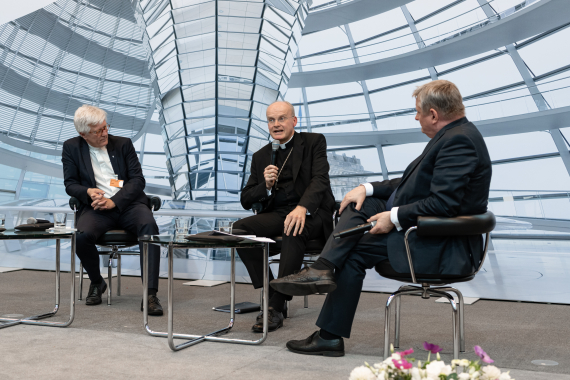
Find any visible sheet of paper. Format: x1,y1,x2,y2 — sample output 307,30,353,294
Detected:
245,237,275,243
182,280,227,287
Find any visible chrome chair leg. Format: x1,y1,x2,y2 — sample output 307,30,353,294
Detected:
429,288,459,359
286,300,290,318
441,286,465,353
107,254,112,306
383,294,394,359
117,253,121,297
304,295,308,308
394,295,401,349
78,263,84,301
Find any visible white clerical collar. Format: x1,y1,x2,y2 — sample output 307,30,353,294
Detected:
279,134,294,149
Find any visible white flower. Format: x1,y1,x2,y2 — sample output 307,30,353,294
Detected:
471,371,481,379
481,365,502,380
411,367,424,380
458,374,471,380
498,372,512,380
425,361,452,378
348,366,376,380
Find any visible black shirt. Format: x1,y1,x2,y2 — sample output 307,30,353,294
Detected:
273,135,299,210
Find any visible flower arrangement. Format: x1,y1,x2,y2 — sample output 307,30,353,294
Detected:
349,342,513,380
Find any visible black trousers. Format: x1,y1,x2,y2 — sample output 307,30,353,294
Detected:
76,202,161,290
233,207,324,300
316,197,390,338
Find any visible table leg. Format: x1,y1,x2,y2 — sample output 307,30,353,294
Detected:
0,235,76,328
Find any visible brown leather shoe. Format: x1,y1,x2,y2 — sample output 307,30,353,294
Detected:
252,307,283,333
270,267,336,296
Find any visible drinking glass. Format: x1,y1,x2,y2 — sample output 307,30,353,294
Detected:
54,213,67,230
218,220,233,234
175,218,189,236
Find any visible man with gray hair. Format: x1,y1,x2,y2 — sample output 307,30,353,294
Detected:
271,80,492,356
62,105,163,315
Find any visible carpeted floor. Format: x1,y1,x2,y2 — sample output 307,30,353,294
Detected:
1,270,569,379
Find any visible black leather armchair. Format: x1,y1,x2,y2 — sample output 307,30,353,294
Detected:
377,211,496,359
69,195,161,305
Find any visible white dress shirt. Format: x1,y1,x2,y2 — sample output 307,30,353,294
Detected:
361,183,402,231
88,144,120,198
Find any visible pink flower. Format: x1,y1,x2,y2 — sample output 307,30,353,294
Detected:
399,348,414,356
423,342,443,354
474,345,494,364
392,358,413,370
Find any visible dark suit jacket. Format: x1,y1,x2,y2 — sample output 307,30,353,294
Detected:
241,132,336,239
371,118,492,275
62,135,148,214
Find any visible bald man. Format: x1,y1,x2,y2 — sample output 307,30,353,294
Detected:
234,101,335,333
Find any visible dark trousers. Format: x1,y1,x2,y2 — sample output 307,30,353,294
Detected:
316,197,390,338
233,207,324,300
76,202,161,290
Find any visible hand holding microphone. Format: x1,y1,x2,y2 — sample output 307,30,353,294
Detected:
264,140,281,189
334,221,376,239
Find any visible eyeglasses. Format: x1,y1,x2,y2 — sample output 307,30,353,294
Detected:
267,116,294,125
89,124,110,137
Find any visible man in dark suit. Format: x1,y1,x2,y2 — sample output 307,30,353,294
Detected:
62,105,163,315
271,80,492,356
233,101,335,332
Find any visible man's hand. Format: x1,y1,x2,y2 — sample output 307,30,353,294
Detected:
264,165,279,189
367,211,394,235
92,197,116,211
339,185,367,215
87,188,105,201
284,205,307,236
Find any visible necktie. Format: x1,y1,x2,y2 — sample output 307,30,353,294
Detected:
385,187,398,211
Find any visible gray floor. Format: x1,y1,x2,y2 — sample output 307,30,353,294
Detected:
1,270,569,380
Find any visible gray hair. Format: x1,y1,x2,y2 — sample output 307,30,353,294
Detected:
413,80,465,119
73,105,107,134
267,100,296,117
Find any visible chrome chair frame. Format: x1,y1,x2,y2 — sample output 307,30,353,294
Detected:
142,239,271,351
382,215,493,360
0,233,76,329
70,196,160,305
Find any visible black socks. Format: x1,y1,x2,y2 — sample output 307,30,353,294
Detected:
311,257,336,271
268,291,288,313
319,329,341,340
148,288,158,297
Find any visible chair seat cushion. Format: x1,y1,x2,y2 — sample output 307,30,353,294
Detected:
95,230,138,246
374,260,475,284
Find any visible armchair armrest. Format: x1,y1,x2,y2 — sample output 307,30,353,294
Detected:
405,211,496,283
147,195,162,212
252,202,263,215
69,197,81,211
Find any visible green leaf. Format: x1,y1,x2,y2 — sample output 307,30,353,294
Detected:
447,374,459,380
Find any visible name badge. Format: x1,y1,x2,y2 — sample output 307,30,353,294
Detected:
110,179,124,188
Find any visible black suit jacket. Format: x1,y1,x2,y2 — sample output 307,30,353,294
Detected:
241,132,336,239
62,135,148,213
371,118,492,275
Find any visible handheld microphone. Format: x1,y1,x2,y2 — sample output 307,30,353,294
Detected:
271,139,280,166
333,221,377,239
27,217,51,224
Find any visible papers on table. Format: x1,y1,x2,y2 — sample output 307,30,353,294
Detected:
199,230,275,243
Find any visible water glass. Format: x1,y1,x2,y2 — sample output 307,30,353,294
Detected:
54,213,67,230
175,218,189,236
0,213,5,228
218,220,233,234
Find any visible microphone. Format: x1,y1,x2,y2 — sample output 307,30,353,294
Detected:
27,217,50,224
333,221,377,239
271,139,280,166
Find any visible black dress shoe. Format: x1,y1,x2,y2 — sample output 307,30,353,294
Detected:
286,331,345,357
270,267,336,296
252,306,283,333
85,279,107,305
141,295,164,316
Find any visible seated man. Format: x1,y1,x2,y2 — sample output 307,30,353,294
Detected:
233,101,335,332
271,80,492,356
62,105,163,315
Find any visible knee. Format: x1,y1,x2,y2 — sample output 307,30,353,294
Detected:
76,230,97,247
137,219,159,235
233,219,252,234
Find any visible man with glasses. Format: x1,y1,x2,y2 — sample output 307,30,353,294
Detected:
233,101,335,332
61,105,163,315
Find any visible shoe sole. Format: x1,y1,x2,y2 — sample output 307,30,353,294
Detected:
85,282,107,305
286,346,344,357
271,280,337,297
